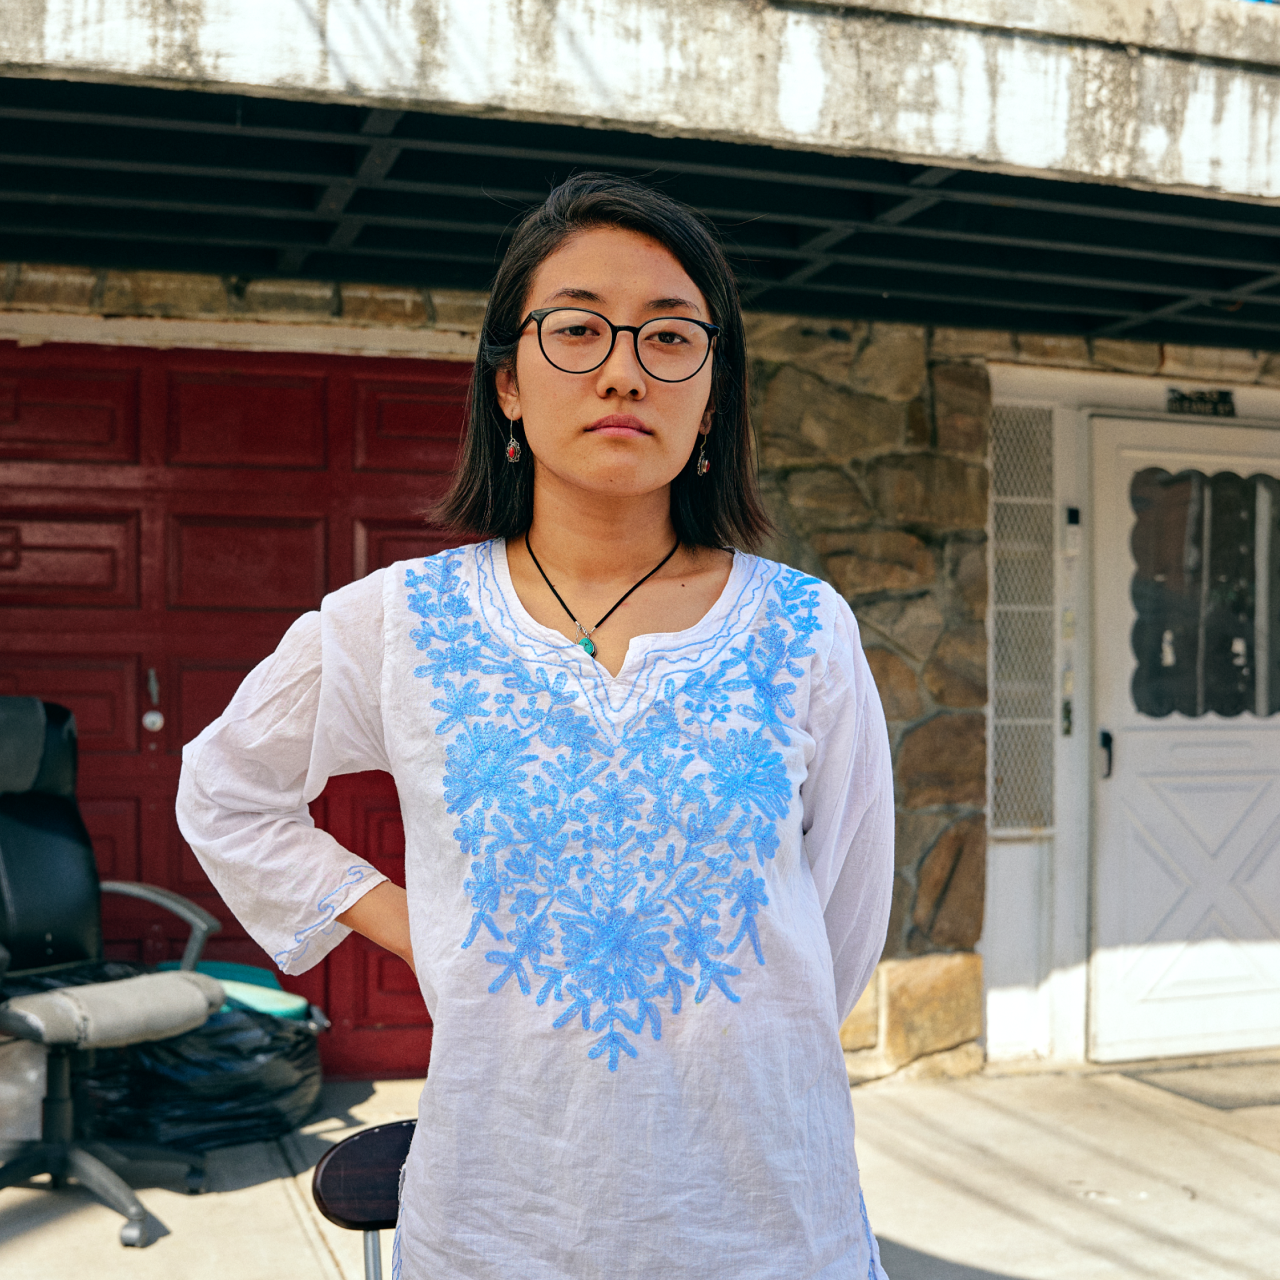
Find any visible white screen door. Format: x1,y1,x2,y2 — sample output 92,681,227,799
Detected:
1092,415,1280,1062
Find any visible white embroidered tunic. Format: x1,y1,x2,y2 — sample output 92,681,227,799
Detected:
177,541,895,1280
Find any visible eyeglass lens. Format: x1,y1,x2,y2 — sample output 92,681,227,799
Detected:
538,310,710,381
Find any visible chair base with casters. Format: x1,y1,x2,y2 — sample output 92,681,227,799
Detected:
312,1119,416,1280
0,967,225,1246
0,1042,206,1247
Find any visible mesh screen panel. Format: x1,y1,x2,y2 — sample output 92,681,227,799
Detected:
991,406,1055,831
994,503,1055,606
992,722,1056,830
994,610,1055,720
993,405,1053,499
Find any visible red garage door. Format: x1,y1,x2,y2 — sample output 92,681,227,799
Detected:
0,339,471,1078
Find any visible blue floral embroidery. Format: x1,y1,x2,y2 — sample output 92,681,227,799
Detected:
406,548,822,1069
274,864,378,969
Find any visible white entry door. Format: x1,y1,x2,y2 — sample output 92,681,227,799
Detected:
1092,415,1280,1062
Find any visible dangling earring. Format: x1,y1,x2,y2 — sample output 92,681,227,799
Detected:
506,416,521,464
696,434,710,476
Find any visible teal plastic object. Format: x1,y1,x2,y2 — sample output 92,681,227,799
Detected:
218,979,309,1020
157,960,309,1020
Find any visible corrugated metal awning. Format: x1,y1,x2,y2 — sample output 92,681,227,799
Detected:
2,76,1278,352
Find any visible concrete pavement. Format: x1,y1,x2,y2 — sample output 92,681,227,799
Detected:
0,1077,424,1280
857,1053,1280,1280
0,1056,1277,1278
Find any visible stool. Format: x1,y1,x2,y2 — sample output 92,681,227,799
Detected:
311,1119,415,1280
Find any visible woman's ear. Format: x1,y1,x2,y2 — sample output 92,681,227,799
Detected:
699,404,714,436
495,364,521,422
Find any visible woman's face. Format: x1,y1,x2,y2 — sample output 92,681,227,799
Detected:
495,226,714,505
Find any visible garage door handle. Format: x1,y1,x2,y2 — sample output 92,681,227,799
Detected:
1100,730,1113,778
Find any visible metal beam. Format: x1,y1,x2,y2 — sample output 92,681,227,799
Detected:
733,245,1248,309
4,110,1280,244
0,214,1136,320
1092,269,1280,338
0,81,1277,352
277,108,404,273
2,178,1278,285
0,219,498,267
0,209,1267,323
741,167,957,302
0,188,1247,314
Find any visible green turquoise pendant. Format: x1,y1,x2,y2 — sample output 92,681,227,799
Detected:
577,636,597,657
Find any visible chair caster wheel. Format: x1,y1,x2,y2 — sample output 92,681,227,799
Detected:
120,1219,149,1247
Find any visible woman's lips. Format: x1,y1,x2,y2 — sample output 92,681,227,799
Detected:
587,414,651,436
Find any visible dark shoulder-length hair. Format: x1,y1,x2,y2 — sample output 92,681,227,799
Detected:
433,172,770,551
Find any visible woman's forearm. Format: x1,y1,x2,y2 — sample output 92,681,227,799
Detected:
337,880,415,972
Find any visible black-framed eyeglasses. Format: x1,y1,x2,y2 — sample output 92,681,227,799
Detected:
518,308,718,383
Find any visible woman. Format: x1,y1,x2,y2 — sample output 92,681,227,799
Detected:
178,173,894,1279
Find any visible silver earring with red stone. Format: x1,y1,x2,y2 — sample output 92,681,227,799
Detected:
506,417,521,464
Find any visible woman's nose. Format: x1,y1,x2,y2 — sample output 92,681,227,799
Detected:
594,329,646,399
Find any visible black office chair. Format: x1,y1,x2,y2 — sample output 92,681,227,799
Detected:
0,696,225,1246
312,1119,416,1280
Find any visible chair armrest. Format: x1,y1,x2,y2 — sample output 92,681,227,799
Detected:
99,881,222,971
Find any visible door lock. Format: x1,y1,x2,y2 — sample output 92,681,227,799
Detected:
142,667,164,733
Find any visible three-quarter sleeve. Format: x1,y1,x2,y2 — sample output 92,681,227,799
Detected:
176,569,392,975
800,595,895,1023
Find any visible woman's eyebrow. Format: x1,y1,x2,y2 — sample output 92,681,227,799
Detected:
647,296,701,314
541,287,703,315
544,287,602,304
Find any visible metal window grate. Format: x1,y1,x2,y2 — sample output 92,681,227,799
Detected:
991,406,1055,832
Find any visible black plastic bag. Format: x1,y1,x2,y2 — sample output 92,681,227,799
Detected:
75,1005,322,1151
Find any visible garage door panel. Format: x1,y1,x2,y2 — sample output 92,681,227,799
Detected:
353,373,468,472
166,369,327,469
0,510,140,606
167,514,328,610
355,518,472,576
81,796,141,881
175,660,257,746
0,654,139,752
0,365,140,463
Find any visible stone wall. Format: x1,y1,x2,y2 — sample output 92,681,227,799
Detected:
746,316,991,965
0,263,487,333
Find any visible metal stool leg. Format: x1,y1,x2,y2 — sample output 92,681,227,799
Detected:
363,1228,382,1280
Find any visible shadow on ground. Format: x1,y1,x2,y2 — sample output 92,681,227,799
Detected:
879,1239,1030,1280
0,1076,385,1246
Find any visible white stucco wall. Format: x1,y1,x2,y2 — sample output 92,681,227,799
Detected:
3,0,1280,201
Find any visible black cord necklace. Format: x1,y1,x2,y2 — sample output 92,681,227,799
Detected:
524,531,679,659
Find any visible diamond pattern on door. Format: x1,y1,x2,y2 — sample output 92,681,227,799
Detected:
1116,772,1280,1001
1150,778,1271,860
1239,813,1280,935
1117,809,1190,949
1145,914,1277,1000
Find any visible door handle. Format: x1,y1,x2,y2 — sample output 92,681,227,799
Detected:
142,667,164,734
1100,730,1113,779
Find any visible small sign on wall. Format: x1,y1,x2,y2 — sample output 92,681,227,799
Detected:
1167,388,1236,417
